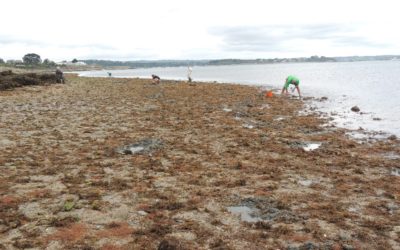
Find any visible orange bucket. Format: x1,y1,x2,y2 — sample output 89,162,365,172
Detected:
265,90,273,98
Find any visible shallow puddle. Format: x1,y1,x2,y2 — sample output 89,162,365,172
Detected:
298,179,313,186
243,124,254,129
348,206,360,213
227,206,262,223
115,138,162,155
346,131,388,143
391,168,400,177
223,108,232,112
382,152,400,160
303,143,321,151
129,146,144,154
259,104,270,110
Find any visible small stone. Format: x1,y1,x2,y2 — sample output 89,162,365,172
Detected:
342,244,355,250
138,210,148,216
158,239,178,250
351,106,360,112
299,242,318,250
123,149,132,154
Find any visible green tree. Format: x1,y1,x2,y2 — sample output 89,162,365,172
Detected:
23,53,42,65
72,58,78,63
42,58,56,67
0,58,4,64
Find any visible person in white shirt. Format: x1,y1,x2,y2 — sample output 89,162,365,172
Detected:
187,66,193,82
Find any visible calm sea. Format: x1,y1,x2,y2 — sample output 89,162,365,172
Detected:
79,61,400,136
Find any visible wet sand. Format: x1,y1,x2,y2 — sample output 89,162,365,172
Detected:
0,74,399,249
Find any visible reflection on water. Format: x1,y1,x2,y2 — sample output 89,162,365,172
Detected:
227,206,262,222
303,143,321,151
298,179,313,186
391,168,400,177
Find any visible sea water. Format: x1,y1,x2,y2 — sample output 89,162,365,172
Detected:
79,61,400,136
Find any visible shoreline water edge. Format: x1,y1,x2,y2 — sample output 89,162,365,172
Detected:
0,74,399,249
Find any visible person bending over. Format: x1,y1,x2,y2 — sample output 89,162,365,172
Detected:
55,67,65,84
281,75,301,97
151,74,160,84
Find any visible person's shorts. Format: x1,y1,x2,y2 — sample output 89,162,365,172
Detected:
284,80,299,89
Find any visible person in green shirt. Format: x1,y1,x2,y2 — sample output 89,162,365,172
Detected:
281,75,301,97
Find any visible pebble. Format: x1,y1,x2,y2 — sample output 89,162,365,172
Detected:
138,210,148,216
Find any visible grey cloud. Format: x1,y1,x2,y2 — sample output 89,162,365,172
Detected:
62,43,116,50
0,35,116,50
85,51,159,61
0,34,157,60
209,26,287,51
0,35,43,46
209,24,387,52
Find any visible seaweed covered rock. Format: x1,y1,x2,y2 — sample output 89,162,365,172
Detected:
12,75,39,86
351,106,360,112
0,70,59,91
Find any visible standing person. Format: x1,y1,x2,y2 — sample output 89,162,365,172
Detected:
281,75,301,97
151,74,160,84
187,66,193,82
55,67,65,83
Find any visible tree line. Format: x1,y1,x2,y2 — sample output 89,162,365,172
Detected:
0,53,58,68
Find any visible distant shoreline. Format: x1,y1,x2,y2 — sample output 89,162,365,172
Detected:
79,55,400,69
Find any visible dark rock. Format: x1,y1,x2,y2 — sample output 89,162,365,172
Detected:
320,96,328,101
123,149,133,154
0,70,13,76
254,221,271,230
1,71,58,91
388,135,397,140
158,240,177,250
12,75,39,85
342,244,355,250
210,239,230,249
299,242,319,250
116,138,163,155
13,240,35,249
351,106,360,112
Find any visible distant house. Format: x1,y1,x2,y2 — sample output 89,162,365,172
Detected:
73,61,87,65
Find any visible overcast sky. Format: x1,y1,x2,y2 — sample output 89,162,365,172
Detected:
1,0,399,61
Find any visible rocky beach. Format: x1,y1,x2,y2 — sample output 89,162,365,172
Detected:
0,73,399,249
